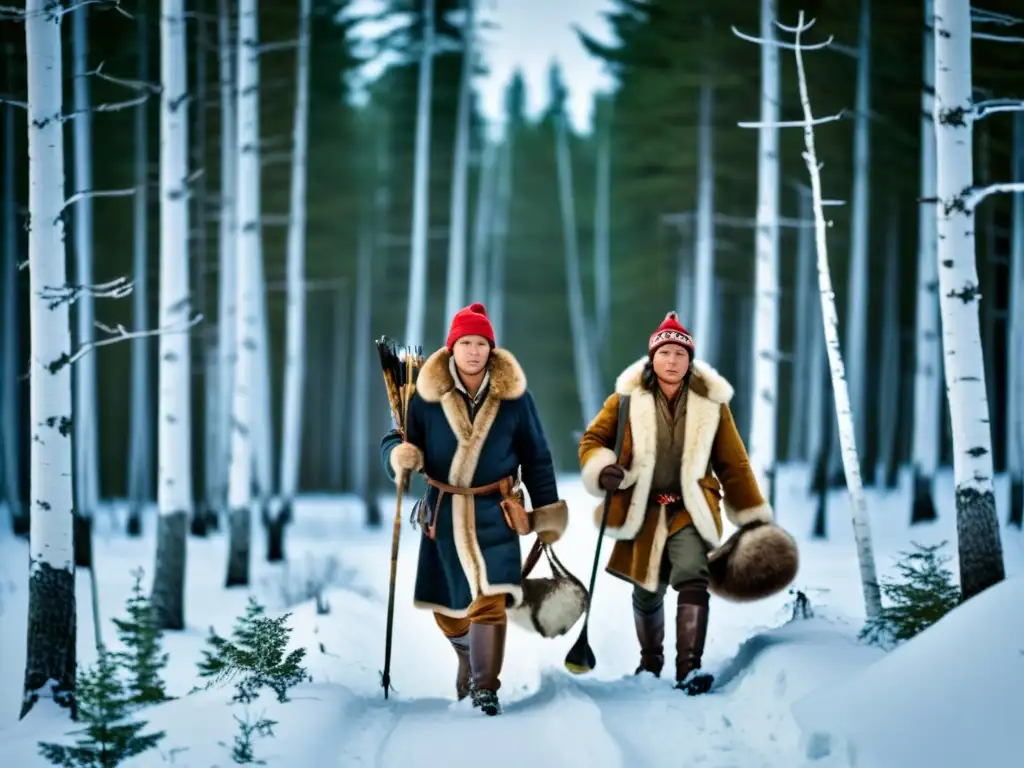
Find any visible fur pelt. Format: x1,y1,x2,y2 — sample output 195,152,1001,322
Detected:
707,522,799,602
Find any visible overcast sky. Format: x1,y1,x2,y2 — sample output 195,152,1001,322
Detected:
347,0,617,137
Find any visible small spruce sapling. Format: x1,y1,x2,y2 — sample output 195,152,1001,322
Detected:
112,569,172,706
196,598,309,764
860,541,961,647
38,646,165,768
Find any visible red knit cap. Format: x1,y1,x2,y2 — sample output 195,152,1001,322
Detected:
649,311,695,358
446,302,496,350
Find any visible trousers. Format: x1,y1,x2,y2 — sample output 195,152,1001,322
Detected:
433,594,507,638
632,524,710,614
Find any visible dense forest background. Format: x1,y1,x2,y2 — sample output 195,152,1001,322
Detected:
1,0,1022,518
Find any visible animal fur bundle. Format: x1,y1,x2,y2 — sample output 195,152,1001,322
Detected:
375,336,424,434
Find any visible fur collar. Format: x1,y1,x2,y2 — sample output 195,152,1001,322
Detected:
614,357,734,405
416,347,527,403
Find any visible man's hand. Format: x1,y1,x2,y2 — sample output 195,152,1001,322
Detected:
390,442,424,474
598,463,626,492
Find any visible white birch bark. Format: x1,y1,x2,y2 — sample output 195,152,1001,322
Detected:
693,82,716,364
443,0,474,324
216,0,237,521
251,262,273,503
279,0,312,520
469,137,497,302
403,0,435,349
1,41,22,529
747,0,782,504
593,103,611,349
791,14,882,619
22,0,77,718
843,0,871,480
150,0,192,631
126,2,151,536
489,133,514,341
876,198,902,488
71,4,99,529
788,185,814,464
226,0,260,588
554,102,601,424
1008,112,1024,527
911,0,942,523
933,0,1004,601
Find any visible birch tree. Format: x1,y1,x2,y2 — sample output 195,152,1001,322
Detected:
910,0,941,524
71,3,99,564
127,2,151,537
734,12,882,620
693,78,716,365
226,0,261,588
932,0,1004,601
1,40,23,535
876,198,902,489
21,0,77,719
150,0,193,631
403,0,435,349
593,99,611,352
1009,112,1024,528
275,0,313,560
787,184,814,464
745,0,781,505
442,0,475,324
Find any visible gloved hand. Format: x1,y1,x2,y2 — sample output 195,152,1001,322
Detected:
598,463,626,492
390,442,424,475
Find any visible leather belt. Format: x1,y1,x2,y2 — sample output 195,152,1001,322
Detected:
420,475,516,540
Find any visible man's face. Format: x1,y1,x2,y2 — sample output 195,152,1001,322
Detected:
452,335,491,376
651,344,690,385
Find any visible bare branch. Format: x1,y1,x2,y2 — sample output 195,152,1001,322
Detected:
63,92,150,121
732,23,834,51
0,95,28,109
972,31,1024,43
62,314,203,370
775,17,817,34
62,187,137,216
258,40,299,54
974,98,1024,119
970,8,1023,26
87,62,162,95
60,0,133,19
40,277,134,309
739,109,848,129
969,182,1024,207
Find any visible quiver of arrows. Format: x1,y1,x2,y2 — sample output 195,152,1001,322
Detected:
375,336,424,437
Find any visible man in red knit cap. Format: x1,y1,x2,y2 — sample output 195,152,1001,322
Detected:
578,311,782,695
380,302,573,716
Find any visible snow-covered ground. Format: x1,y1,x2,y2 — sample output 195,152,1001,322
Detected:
1,464,1022,767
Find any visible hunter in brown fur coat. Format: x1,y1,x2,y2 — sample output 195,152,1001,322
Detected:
578,311,792,694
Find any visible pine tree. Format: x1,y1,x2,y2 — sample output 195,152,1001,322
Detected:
38,646,165,768
111,569,171,706
197,598,309,704
860,542,961,647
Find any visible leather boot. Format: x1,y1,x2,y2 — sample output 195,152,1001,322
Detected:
449,633,471,701
469,622,506,716
674,591,714,695
633,604,665,677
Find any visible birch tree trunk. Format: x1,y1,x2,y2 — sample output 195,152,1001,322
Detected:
674,219,693,319
1007,112,1024,528
150,0,192,631
1,41,24,534
489,133,514,341
876,198,902,489
403,0,435,349
278,0,312,534
593,104,611,351
21,0,77,719
788,185,814,464
747,0,782,504
443,0,474,324
214,0,237,531
911,0,942,524
470,137,497,302
554,105,601,424
693,82,716,365
251,261,272,506
226,0,260,588
843,0,871,481
126,2,151,538
792,15,882,619
71,3,98,568
933,0,1004,601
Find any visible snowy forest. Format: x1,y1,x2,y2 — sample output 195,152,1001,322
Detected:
0,0,1022,765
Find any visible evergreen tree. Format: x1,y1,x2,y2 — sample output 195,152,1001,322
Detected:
111,570,170,706
38,647,165,768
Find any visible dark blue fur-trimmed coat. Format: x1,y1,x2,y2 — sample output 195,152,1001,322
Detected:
380,348,569,627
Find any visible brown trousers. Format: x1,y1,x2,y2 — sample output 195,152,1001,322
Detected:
433,594,507,638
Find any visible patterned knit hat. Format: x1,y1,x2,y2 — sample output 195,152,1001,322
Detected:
648,311,695,358
446,302,496,350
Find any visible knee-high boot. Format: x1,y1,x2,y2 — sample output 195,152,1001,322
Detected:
448,632,471,700
469,622,506,716
633,603,665,677
674,589,714,695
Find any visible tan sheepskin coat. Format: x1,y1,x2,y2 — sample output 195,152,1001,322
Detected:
578,358,772,592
